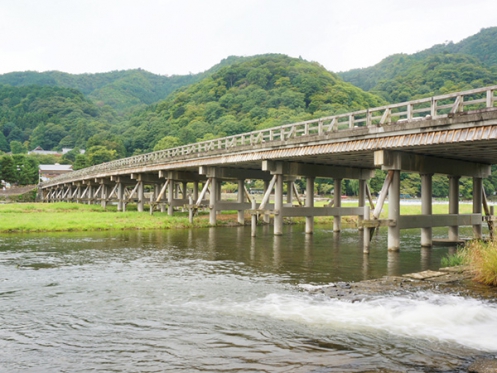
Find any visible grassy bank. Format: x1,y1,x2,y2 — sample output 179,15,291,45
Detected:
453,240,497,286
0,200,476,233
0,203,214,233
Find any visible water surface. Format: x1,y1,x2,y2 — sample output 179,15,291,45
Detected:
1,225,496,372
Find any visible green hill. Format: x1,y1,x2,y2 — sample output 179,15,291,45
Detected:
0,84,116,152
338,27,497,101
117,54,386,154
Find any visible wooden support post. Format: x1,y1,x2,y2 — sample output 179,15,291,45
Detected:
274,174,284,236
333,178,342,232
287,180,293,204
100,183,107,209
305,177,314,234
137,181,144,212
363,205,371,254
251,199,257,237
237,179,245,225
182,181,188,199
167,179,174,216
263,179,270,223
482,187,494,239
293,182,303,206
421,173,433,247
117,183,124,212
193,181,199,202
473,177,483,239
210,176,218,225
366,183,375,210
358,179,366,228
449,176,460,241
87,185,93,205
188,196,194,224
388,170,400,251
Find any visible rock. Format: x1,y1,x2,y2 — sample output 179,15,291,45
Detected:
314,266,497,302
468,358,497,372
402,270,446,280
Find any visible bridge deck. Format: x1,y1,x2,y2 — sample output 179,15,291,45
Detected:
41,86,497,187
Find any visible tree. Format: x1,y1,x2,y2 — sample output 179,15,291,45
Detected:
153,136,182,151
87,145,117,165
61,147,82,163
0,132,9,152
0,155,16,183
10,140,28,154
73,154,89,170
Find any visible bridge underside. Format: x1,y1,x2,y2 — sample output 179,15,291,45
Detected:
40,108,497,253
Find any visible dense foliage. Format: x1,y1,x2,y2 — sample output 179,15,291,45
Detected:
117,54,385,153
0,154,40,185
338,27,497,102
0,56,247,116
0,84,115,152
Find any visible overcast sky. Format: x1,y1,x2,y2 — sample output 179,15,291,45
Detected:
0,0,495,76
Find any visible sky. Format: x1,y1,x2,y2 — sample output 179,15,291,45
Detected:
0,0,496,76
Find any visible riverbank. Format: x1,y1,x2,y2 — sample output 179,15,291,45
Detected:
310,267,497,373
0,200,477,233
312,266,497,301
0,203,213,233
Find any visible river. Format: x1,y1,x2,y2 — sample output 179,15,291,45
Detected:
1,225,497,372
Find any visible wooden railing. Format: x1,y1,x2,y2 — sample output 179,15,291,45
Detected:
41,85,497,186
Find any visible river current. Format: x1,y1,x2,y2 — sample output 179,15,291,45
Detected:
1,225,497,372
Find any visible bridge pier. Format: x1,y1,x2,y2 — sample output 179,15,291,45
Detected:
209,176,218,225
262,160,374,237
305,177,314,234
473,177,483,239
274,173,284,236
448,175,460,241
373,150,491,251
237,179,245,225
333,178,342,232
421,173,433,247
387,170,400,252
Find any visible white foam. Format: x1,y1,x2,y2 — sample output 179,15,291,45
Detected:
218,291,497,352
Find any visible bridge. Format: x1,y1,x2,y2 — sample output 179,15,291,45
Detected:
39,85,497,252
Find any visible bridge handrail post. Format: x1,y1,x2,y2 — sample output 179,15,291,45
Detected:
487,88,495,108
407,103,413,120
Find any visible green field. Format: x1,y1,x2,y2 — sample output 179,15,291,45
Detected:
0,201,476,233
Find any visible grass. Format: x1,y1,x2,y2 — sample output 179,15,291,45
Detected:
461,240,497,286
0,202,211,233
441,251,466,267
0,200,477,233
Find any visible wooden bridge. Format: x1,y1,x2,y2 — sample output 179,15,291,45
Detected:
39,85,497,252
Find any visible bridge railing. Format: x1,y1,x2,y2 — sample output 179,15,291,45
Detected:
42,85,497,187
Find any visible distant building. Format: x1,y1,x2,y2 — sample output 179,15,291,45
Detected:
39,164,73,182
28,147,85,156
28,146,60,156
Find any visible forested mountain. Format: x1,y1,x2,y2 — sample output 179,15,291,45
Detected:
1,26,496,181
338,27,497,101
0,85,115,153
115,54,386,154
0,56,247,116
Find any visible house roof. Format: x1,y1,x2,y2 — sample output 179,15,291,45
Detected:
39,164,73,172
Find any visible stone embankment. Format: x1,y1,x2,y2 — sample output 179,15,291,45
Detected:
314,266,497,301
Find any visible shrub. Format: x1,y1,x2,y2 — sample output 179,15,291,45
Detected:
463,239,497,286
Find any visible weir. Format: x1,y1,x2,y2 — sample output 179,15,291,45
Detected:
39,85,497,252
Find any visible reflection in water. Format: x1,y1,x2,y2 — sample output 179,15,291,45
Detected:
420,247,432,271
0,226,496,372
387,250,400,276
